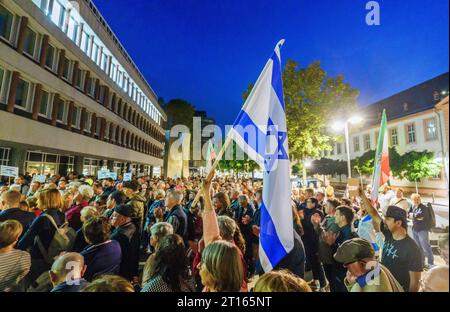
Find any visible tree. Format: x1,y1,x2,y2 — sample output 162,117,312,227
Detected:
352,147,402,177
164,99,195,129
219,141,260,176
309,158,347,175
396,150,442,193
243,60,359,162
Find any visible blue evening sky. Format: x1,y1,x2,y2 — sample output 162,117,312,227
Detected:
92,0,449,126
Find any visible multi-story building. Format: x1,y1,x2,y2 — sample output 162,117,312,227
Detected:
0,0,166,177
324,72,449,196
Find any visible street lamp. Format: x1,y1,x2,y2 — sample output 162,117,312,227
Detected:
332,115,364,179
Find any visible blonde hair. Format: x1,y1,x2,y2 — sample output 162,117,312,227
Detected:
254,270,312,292
154,189,166,200
26,196,38,209
1,190,21,207
82,274,134,292
80,206,100,223
202,240,243,292
411,193,421,202
37,188,64,211
0,220,23,248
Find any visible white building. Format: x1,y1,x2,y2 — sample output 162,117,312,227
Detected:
324,73,449,196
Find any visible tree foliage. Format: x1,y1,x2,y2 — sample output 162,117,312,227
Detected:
396,150,442,183
164,99,195,129
243,60,359,162
219,141,260,173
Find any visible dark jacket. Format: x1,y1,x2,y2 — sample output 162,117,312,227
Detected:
18,209,66,260
273,230,306,278
102,186,115,198
410,203,432,232
72,228,89,253
236,204,255,240
301,207,324,252
165,205,188,240
111,222,140,280
51,279,89,292
80,240,122,281
0,208,36,235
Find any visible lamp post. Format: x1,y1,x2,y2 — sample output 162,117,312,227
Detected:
332,116,364,180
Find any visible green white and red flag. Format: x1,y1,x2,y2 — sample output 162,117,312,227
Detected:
205,139,216,174
370,109,390,203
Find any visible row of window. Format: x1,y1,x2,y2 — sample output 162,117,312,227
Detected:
326,118,439,156
0,65,164,158
0,3,164,142
1,2,163,126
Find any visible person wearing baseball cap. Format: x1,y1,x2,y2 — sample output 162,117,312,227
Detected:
111,204,140,283
359,188,423,292
334,238,403,292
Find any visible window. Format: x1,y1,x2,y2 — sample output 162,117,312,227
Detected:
87,77,95,97
51,1,65,28
0,4,14,41
363,134,371,150
105,122,110,140
23,26,37,57
336,143,342,154
39,90,51,117
67,16,78,41
101,52,108,71
92,42,100,64
71,106,81,128
390,128,398,146
15,78,30,109
424,118,437,141
0,66,4,101
57,100,67,123
406,123,416,144
45,44,57,71
353,136,360,152
75,69,85,90
80,31,89,53
85,112,92,133
96,118,101,136
62,57,73,81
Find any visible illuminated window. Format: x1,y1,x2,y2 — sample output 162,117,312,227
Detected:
67,16,78,42
80,30,89,53
390,128,398,146
57,99,68,124
424,118,437,141
406,123,416,144
51,1,65,28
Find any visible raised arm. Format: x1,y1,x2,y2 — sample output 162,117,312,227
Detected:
359,187,382,227
202,170,221,246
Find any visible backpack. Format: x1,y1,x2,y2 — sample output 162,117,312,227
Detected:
426,202,436,229
35,214,76,264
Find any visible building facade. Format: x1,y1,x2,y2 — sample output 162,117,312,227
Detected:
324,73,449,196
0,0,166,177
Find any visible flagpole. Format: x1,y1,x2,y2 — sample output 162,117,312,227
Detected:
191,135,233,207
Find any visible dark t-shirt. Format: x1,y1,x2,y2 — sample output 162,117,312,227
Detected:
410,203,431,232
0,208,35,234
380,222,423,291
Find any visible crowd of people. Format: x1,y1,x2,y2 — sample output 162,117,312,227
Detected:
0,171,448,292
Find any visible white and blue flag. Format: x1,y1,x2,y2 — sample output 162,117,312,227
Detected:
228,40,294,272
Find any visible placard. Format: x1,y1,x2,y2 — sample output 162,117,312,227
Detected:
347,178,360,198
123,172,132,182
107,172,117,180
33,175,47,183
0,165,19,177
97,170,109,179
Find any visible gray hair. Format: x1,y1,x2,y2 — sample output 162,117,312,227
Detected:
166,189,183,203
78,185,94,200
217,215,237,241
150,222,174,242
51,252,84,279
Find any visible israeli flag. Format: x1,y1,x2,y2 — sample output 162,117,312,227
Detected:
228,40,294,271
